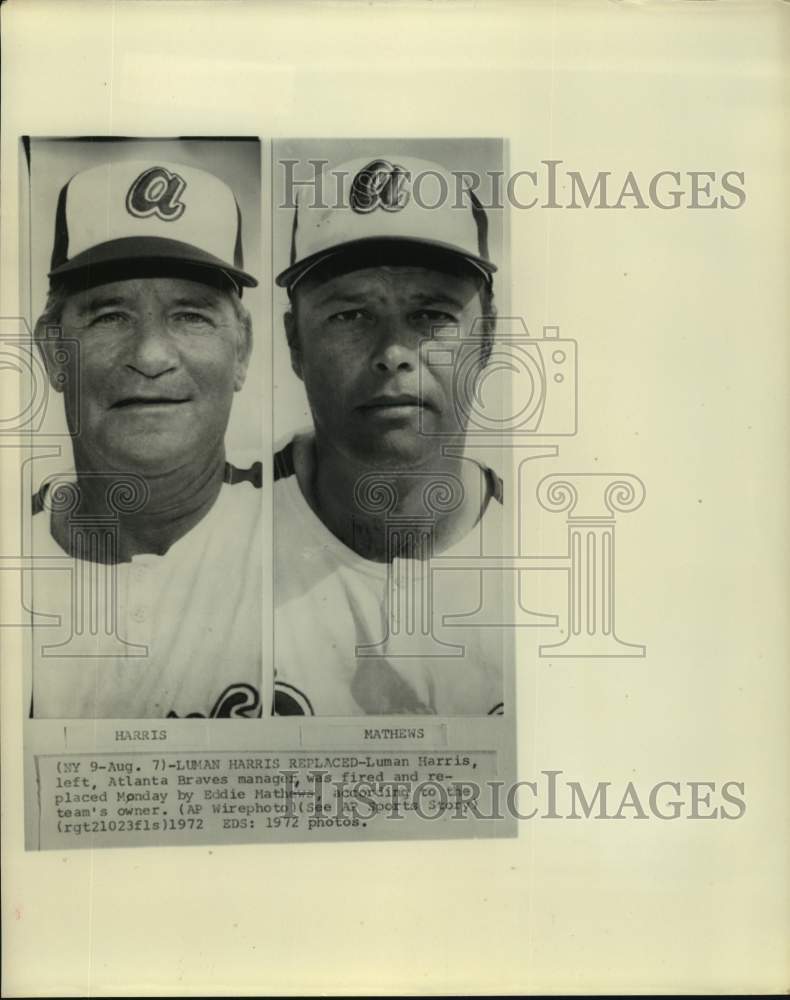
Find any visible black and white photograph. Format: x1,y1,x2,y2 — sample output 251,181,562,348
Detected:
19,136,517,854
272,139,512,717
24,137,265,719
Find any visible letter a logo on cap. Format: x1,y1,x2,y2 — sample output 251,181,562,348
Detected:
349,159,410,214
125,166,187,221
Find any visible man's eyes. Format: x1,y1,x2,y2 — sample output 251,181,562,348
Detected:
171,311,216,328
325,309,458,327
89,310,129,327
412,309,458,326
87,310,215,328
327,309,368,325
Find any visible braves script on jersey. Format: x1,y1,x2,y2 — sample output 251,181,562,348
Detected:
30,461,264,719
273,434,506,716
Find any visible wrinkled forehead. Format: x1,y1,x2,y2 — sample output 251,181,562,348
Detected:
62,275,234,316
294,261,485,310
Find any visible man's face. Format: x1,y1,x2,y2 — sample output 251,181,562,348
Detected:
287,264,485,468
51,276,251,474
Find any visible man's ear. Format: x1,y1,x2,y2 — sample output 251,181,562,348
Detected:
233,318,253,392
284,309,303,381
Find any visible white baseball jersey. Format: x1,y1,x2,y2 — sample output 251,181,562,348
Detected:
30,461,265,719
273,434,507,716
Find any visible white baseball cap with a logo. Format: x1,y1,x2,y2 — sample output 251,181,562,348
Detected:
276,155,496,291
49,160,257,289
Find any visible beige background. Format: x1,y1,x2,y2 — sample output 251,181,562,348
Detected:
2,0,789,995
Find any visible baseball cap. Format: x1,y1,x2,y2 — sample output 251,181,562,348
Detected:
275,155,497,291
49,159,258,290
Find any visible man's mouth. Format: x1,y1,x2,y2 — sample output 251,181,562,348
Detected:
111,396,190,409
358,393,430,412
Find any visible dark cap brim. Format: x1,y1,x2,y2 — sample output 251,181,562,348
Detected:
49,236,258,288
275,236,496,291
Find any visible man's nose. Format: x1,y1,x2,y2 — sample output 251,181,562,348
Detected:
125,315,179,377
370,317,420,374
